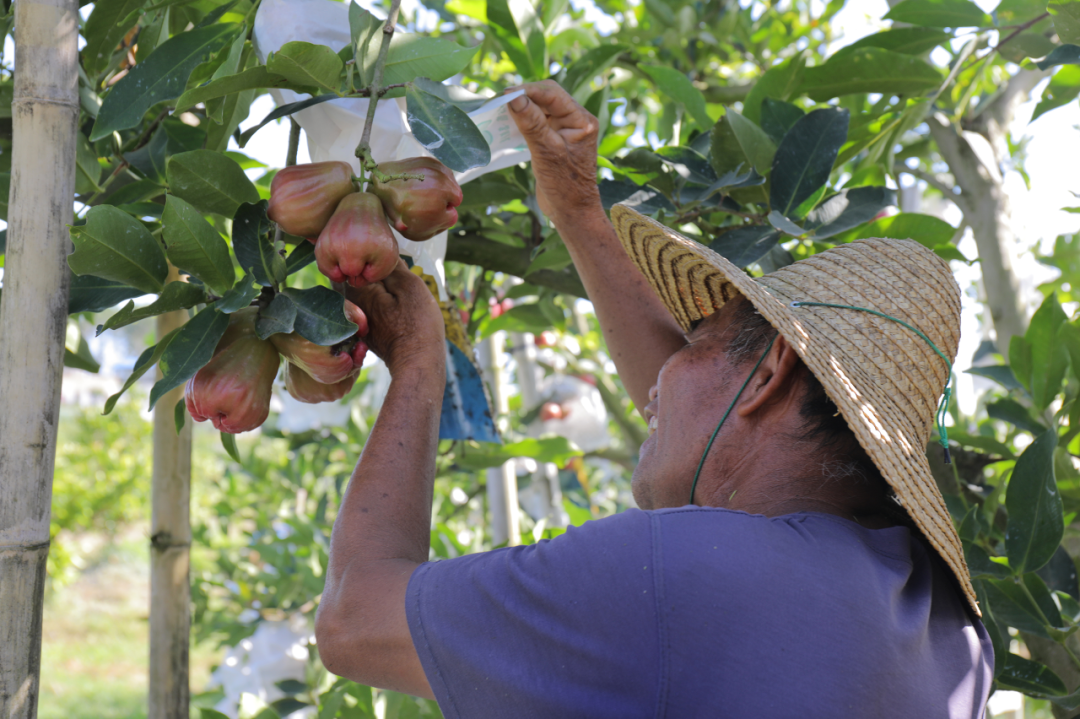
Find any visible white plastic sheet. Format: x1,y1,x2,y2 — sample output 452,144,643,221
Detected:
252,0,531,298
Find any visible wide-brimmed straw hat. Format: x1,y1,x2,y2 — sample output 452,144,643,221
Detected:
610,203,976,615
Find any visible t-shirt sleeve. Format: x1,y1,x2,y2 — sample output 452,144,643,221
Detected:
406,509,660,719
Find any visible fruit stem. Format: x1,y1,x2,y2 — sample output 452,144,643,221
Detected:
354,0,403,161
370,168,426,185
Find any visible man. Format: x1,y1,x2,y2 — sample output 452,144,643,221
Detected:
317,80,993,718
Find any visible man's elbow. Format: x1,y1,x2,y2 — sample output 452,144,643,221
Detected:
314,601,350,677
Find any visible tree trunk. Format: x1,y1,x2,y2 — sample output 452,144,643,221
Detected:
0,0,79,715
924,69,1048,354
149,300,192,719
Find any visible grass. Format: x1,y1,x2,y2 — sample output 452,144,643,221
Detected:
38,530,223,719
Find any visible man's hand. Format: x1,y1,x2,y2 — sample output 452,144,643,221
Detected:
507,80,603,225
344,260,445,377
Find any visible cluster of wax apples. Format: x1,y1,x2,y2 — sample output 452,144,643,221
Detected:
185,158,463,434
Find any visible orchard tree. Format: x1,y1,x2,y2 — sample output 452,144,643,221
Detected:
3,0,1080,716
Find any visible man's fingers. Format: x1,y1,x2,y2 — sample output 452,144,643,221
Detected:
508,92,559,143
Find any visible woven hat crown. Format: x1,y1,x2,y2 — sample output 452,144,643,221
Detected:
611,204,975,615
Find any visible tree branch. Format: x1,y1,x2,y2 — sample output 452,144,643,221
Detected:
445,231,587,298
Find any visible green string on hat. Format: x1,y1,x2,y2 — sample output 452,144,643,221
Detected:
789,301,954,465
690,334,778,505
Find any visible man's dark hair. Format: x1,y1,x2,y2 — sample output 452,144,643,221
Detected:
722,300,912,525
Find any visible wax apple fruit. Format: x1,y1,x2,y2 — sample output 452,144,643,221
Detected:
185,308,281,433
268,161,355,239
370,157,463,242
270,300,369,383
284,362,358,404
315,192,399,287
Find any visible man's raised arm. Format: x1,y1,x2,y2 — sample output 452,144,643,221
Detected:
508,80,686,412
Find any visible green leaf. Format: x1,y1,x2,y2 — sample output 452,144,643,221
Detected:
175,66,308,113
203,25,248,124
759,98,804,144
1049,0,1080,44
767,211,807,236
964,543,1010,579
162,195,235,295
561,44,627,97
237,94,339,147
1037,545,1079,598
455,436,583,470
769,107,849,216
124,126,170,184
254,293,298,340
1006,429,1064,575
985,577,1056,637
68,205,168,294
1032,65,1080,121
987,397,1046,434
280,286,358,345
220,431,242,463
707,226,782,268
480,304,552,338
350,1,383,83
376,35,480,86
841,27,953,56
215,270,261,313
104,328,182,414
68,274,145,314
486,0,546,80
267,41,343,93
1037,44,1080,70
285,241,316,275
174,398,186,434
653,146,717,184
148,306,230,410
743,51,808,124
75,132,103,194
804,187,896,238
597,179,676,214
405,84,491,173
800,48,942,102
232,201,285,287
965,364,1023,392
883,0,993,28
640,65,712,130
91,24,239,140
845,212,956,247
167,150,259,218
1022,293,1070,410
64,324,101,373
526,233,573,274
1000,33,1060,63
996,654,1068,695
82,0,145,77
96,281,207,334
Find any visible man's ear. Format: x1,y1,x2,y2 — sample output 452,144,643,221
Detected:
735,335,802,417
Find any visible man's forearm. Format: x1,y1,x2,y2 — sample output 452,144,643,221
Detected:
555,207,686,412
328,364,444,565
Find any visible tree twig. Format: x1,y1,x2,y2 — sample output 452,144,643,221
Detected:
273,119,303,253
355,0,404,164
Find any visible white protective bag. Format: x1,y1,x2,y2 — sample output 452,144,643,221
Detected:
252,0,531,298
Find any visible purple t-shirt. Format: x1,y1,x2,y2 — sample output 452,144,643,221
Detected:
407,507,993,718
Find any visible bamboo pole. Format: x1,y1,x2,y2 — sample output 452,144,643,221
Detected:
0,0,79,715
149,278,193,719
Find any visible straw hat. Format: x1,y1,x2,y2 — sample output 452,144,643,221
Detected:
610,204,976,616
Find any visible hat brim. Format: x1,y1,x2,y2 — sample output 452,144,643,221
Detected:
611,204,977,616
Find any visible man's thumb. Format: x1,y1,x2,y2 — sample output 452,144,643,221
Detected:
508,94,548,137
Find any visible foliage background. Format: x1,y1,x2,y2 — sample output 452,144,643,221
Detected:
3,0,1080,714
